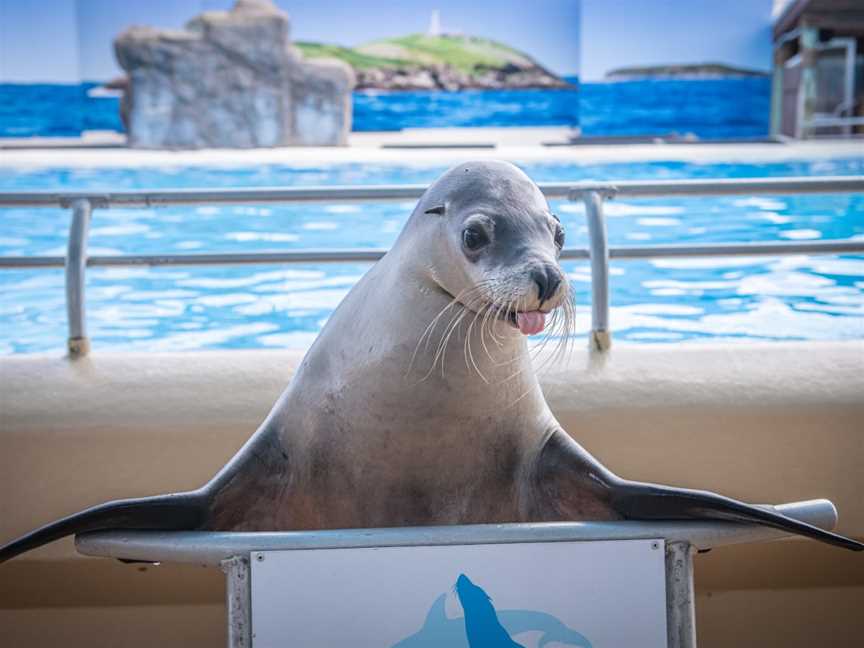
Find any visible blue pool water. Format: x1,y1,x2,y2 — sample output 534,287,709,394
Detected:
0,77,768,140
1,158,862,354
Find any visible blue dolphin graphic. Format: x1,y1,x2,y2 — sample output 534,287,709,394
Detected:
391,574,592,648
496,609,593,648
391,593,468,648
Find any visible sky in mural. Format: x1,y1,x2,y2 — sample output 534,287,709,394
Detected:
0,1,774,83
581,0,772,80
0,0,581,82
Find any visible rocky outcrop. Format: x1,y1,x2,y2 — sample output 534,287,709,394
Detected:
353,63,570,91
605,63,769,81
297,35,572,92
114,0,354,149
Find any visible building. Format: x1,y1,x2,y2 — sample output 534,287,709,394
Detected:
771,0,864,137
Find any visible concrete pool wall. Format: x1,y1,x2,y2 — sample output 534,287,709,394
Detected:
1,341,862,646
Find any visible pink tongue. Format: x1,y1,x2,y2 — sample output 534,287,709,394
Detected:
516,311,546,336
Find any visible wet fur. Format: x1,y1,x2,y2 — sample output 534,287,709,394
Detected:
1,161,861,563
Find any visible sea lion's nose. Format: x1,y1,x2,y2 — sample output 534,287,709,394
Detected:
532,266,562,303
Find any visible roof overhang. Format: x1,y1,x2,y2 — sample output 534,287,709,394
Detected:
774,0,864,40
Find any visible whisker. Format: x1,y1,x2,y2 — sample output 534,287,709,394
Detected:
413,286,483,382
408,293,469,378
463,304,488,383
479,301,496,362
439,309,470,378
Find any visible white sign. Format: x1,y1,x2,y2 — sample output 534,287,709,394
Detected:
251,539,667,648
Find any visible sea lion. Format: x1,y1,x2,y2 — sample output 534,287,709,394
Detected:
1,160,861,563
455,574,526,648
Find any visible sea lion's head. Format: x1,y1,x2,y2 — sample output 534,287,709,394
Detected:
405,160,570,337
455,573,492,610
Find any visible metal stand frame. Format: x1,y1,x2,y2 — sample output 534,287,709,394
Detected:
213,540,696,648
222,556,252,648
665,541,697,648
76,499,838,648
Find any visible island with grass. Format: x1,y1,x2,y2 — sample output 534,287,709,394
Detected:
605,63,769,81
296,34,571,91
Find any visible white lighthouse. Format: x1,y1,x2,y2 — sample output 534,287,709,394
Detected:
427,9,441,37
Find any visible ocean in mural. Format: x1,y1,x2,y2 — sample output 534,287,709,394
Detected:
0,76,769,140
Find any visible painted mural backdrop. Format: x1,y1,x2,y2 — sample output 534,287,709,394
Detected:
580,0,773,139
0,0,579,136
1,0,773,139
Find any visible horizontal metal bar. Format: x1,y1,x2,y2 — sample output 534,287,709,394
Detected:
567,176,864,198
74,499,836,567
0,255,66,268
93,249,388,266
608,239,864,259
1,240,861,270
0,249,385,268
0,176,862,208
0,186,429,208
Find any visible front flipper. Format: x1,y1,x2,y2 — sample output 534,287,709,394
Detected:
534,428,863,552
611,480,863,552
530,429,623,521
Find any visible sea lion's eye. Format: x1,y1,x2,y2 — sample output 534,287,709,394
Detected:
554,225,565,249
462,226,489,252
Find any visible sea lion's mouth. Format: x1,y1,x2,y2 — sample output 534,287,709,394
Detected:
497,308,548,335
440,285,550,337
510,310,546,335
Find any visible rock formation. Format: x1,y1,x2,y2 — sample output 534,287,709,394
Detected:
296,35,572,91
605,63,769,81
352,62,571,91
114,0,354,149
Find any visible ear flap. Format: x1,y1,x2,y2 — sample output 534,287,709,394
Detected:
424,205,446,216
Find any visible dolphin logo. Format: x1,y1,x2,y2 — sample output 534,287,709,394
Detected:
391,574,592,648
391,594,469,648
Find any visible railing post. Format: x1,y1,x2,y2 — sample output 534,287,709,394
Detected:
665,541,697,648
797,25,819,138
222,555,252,648
65,198,92,357
582,189,612,351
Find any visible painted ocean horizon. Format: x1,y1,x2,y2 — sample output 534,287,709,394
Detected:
0,77,769,140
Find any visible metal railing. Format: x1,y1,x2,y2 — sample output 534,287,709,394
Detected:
1,176,863,355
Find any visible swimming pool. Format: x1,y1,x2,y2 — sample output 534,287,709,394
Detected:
1,158,863,354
